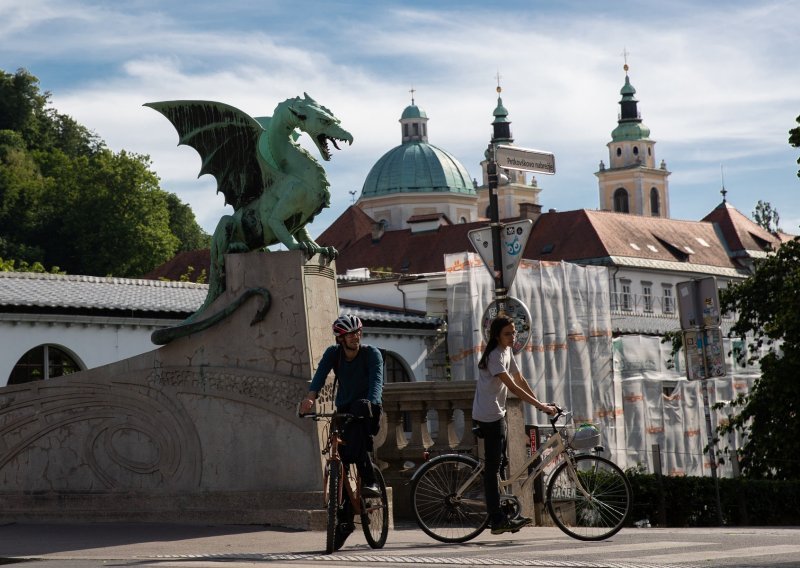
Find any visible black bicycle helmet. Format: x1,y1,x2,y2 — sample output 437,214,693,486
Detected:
332,314,362,337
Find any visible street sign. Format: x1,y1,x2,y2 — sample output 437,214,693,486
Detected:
677,277,725,381
677,277,721,330
468,226,495,278
481,296,533,354
495,144,556,175
468,220,533,290
500,220,533,288
683,328,725,381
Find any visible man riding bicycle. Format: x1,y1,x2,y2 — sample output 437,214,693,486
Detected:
299,315,384,496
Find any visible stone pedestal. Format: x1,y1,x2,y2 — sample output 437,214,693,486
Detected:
0,251,338,527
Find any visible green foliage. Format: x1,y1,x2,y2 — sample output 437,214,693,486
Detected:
626,471,800,526
717,237,800,479
165,193,211,252
790,114,800,179
751,200,781,232
0,257,64,273
0,68,207,277
176,265,208,284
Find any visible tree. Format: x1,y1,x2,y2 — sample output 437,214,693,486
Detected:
0,67,207,276
165,192,211,252
752,200,781,233
790,114,800,179
717,237,800,479
42,149,180,276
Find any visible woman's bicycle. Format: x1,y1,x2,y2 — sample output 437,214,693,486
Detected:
301,410,389,554
409,406,632,542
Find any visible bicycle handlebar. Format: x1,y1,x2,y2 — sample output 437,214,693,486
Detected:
297,405,360,422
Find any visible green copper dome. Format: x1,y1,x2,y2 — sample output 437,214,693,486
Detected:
362,101,474,198
401,104,427,119
361,142,475,197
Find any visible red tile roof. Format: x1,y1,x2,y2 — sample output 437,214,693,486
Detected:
702,201,782,253
144,202,791,279
316,205,376,253
527,209,741,269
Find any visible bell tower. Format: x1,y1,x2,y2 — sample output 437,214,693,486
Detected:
595,61,670,218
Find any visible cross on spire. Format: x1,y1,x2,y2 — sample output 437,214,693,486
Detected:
409,86,416,105
621,47,630,73
720,164,727,202
495,70,502,94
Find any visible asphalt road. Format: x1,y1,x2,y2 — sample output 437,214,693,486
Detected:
1,522,799,568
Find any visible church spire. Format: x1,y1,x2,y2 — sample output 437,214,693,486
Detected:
611,61,650,142
491,74,513,145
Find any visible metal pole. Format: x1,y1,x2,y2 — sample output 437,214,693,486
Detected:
697,321,724,526
487,160,506,305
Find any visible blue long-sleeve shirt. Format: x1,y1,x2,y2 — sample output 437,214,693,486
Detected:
309,344,384,407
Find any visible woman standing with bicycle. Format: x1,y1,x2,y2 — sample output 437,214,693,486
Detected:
474,315,557,535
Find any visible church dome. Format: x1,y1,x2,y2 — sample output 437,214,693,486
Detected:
361,142,475,197
361,101,474,198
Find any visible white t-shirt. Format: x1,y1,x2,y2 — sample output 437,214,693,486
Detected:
472,346,520,422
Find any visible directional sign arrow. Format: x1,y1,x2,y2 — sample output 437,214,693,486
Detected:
495,144,555,175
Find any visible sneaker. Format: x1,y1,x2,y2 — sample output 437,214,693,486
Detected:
361,483,381,497
490,516,528,535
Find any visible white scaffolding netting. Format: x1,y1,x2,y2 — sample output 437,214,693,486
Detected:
444,253,760,477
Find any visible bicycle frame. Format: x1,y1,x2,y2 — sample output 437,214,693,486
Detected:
317,413,364,516
455,415,593,502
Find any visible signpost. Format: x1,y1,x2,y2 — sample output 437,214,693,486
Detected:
676,276,725,525
470,144,555,352
495,145,555,175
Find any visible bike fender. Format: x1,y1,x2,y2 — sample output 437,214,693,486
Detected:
409,453,479,484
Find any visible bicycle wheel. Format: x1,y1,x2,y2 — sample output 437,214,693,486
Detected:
360,464,389,549
326,461,341,554
410,454,488,543
546,454,632,541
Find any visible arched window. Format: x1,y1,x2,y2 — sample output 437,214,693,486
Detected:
650,187,660,216
459,216,467,224
633,146,639,155
616,147,622,157
8,344,82,385
383,351,411,383
613,188,629,213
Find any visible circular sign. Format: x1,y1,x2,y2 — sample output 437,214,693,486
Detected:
481,297,533,354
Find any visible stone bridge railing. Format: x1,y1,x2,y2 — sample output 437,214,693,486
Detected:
374,381,530,521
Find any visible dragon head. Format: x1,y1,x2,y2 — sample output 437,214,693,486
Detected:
286,93,353,161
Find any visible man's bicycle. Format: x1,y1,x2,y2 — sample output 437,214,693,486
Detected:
301,410,389,554
409,406,632,542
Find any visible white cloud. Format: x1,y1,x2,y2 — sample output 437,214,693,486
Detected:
2,0,798,235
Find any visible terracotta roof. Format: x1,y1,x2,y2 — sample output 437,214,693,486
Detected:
527,209,742,270
143,203,781,281
702,202,782,254
316,205,376,253
329,221,481,274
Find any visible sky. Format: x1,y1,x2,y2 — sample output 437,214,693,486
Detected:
1,0,798,238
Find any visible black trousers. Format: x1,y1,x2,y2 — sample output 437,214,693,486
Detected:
476,417,508,526
338,399,377,486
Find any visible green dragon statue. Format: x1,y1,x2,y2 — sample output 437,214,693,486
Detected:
145,94,352,343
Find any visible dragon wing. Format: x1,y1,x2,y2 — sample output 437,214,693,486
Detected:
144,100,268,210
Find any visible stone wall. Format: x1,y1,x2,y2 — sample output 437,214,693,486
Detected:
0,251,338,527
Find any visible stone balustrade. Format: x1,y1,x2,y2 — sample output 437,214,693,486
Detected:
375,381,531,521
